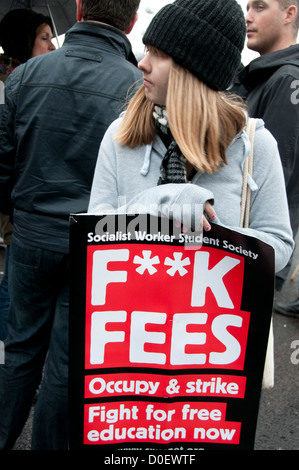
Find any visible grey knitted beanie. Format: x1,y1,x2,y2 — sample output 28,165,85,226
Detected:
142,0,246,91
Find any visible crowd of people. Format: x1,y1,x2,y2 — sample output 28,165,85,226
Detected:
0,0,297,450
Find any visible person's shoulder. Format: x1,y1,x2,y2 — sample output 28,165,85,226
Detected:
107,115,124,133
101,116,124,146
270,63,299,81
253,118,277,145
3,62,26,90
251,119,280,166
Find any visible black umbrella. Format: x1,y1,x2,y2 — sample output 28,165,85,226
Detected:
0,0,77,37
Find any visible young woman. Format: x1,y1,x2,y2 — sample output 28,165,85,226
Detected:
31,21,56,57
88,0,294,275
0,8,55,70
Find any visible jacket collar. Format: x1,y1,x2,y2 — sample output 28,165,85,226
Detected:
63,21,138,66
237,43,299,90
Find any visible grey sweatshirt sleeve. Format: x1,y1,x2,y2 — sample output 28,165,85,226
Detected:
88,119,294,273
215,125,295,273
116,183,214,230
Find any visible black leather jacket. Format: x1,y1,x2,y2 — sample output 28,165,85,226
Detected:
232,45,299,210
0,22,141,253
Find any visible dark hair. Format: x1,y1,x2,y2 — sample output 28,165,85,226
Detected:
0,8,53,63
81,0,140,31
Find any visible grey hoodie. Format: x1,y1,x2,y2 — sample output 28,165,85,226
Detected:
88,116,294,273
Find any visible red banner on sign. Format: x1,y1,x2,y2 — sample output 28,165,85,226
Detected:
85,244,249,371
84,401,241,446
69,214,274,450
84,373,247,399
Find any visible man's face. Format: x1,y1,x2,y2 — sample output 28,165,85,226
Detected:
246,0,288,54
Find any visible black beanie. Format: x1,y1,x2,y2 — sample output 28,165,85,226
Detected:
0,8,53,63
143,0,246,91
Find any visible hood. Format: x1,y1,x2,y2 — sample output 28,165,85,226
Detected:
236,44,299,91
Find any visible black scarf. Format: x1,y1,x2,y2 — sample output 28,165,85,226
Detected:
153,106,188,185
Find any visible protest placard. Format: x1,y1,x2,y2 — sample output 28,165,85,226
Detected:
69,214,274,450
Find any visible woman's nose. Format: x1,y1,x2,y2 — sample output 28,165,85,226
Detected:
138,54,150,72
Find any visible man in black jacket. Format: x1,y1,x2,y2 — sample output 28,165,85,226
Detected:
0,0,141,449
232,0,299,316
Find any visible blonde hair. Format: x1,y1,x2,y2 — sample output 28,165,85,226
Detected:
116,60,246,173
